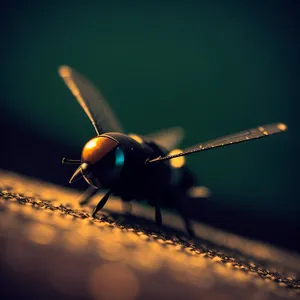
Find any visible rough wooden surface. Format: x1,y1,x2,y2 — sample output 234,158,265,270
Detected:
0,170,299,300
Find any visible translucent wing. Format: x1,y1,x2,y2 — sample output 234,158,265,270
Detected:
143,127,184,150
58,65,124,135
148,123,287,163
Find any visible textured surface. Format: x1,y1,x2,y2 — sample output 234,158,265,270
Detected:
0,170,299,300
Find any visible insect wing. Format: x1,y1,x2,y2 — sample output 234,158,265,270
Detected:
58,65,124,135
185,123,287,152
148,123,287,163
143,127,184,150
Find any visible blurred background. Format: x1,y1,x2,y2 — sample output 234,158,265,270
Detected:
1,0,299,252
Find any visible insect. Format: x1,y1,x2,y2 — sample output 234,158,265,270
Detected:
59,65,287,237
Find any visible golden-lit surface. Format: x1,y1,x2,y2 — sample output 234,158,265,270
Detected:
89,264,139,300
0,170,299,300
26,223,56,245
168,149,185,168
82,136,118,164
85,138,98,150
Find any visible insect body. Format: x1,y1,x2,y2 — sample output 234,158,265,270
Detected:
59,65,287,237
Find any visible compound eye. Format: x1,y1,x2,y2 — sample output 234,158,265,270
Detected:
82,136,119,164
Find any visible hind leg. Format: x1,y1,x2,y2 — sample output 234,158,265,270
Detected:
176,197,195,238
122,198,133,215
155,204,162,227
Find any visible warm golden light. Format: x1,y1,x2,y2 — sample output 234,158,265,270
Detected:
58,65,95,123
59,66,81,98
1,170,299,297
85,139,98,150
258,126,265,132
188,186,211,198
58,65,71,77
26,224,56,245
128,134,143,144
82,136,118,164
168,149,185,168
277,123,287,131
89,264,139,300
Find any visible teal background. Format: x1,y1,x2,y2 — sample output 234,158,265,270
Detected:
2,1,298,221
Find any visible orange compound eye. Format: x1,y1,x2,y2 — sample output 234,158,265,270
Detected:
81,136,118,164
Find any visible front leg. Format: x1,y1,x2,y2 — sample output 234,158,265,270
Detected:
79,186,99,206
92,189,113,217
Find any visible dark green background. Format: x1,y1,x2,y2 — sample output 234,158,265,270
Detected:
2,1,298,221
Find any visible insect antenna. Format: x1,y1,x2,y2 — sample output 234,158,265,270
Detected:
62,158,81,164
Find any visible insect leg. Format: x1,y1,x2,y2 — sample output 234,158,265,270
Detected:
122,200,132,215
92,190,112,217
177,198,195,238
79,186,99,206
155,204,163,227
